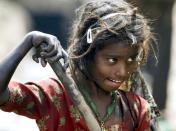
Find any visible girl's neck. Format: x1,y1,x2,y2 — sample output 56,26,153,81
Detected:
74,70,111,102
89,81,111,102
84,81,119,129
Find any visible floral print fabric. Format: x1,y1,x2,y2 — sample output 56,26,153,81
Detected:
1,78,151,131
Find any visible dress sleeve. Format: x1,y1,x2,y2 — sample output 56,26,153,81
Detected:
0,78,64,120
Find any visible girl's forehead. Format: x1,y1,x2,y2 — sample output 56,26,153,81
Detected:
97,41,139,56
100,39,139,50
96,37,137,47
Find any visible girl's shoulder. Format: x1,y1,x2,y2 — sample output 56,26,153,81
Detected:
118,89,149,105
118,90,150,114
117,90,151,128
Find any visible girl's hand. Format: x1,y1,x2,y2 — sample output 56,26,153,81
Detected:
28,31,68,67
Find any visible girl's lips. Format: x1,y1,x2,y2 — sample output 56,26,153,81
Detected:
106,78,123,88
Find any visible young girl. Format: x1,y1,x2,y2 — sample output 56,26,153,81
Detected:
0,0,159,130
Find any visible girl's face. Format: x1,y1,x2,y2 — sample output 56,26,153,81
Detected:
89,42,139,92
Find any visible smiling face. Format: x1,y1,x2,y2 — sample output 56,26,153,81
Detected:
89,41,139,92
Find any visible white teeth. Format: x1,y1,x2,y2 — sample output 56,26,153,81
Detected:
109,78,121,83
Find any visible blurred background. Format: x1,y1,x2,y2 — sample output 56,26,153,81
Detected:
0,0,175,130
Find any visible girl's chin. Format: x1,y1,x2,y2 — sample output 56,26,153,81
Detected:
103,86,121,92
105,81,122,90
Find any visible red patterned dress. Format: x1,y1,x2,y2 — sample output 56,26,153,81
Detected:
0,78,151,131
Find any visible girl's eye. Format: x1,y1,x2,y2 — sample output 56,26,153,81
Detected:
127,57,135,64
108,58,117,64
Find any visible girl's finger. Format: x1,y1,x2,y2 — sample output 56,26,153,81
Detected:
44,36,59,52
46,53,62,63
40,49,58,58
41,44,54,52
32,54,39,63
62,48,68,64
40,58,47,67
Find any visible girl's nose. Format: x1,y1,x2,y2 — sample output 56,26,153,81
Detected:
115,61,127,77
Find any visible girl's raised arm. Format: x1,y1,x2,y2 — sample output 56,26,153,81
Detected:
0,31,66,105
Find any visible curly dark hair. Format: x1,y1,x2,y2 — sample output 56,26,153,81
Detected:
67,0,158,80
